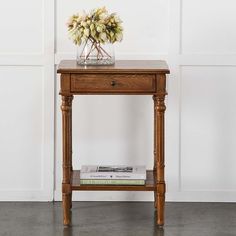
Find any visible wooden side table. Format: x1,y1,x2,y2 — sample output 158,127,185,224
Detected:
57,60,170,226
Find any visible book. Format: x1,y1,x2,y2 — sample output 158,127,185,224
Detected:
80,179,145,185
80,165,146,180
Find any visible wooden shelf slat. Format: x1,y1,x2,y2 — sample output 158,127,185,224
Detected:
71,170,156,191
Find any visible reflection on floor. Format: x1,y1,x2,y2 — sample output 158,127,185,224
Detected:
0,202,236,236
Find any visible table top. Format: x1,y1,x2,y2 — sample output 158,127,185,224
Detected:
57,60,170,74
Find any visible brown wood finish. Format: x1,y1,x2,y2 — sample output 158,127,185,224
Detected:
71,74,156,93
58,60,170,74
61,94,73,226
153,74,167,226
58,60,170,227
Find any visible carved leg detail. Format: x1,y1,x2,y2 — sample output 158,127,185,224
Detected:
153,93,166,226
69,96,73,210
153,94,157,209
61,95,73,226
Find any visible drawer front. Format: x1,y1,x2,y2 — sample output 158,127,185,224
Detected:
71,74,156,93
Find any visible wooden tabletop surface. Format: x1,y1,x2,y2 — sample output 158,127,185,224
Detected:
57,60,170,74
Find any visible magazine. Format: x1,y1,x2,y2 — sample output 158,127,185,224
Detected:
80,165,146,180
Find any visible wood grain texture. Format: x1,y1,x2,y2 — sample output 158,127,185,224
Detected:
153,74,167,226
58,60,169,226
71,170,155,191
71,74,156,93
61,95,73,226
60,74,71,95
58,60,170,74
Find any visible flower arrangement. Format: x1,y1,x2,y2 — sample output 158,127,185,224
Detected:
67,7,123,64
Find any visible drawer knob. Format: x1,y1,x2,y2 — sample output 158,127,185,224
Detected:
111,81,116,86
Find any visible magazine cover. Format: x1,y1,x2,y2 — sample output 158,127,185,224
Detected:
80,165,146,180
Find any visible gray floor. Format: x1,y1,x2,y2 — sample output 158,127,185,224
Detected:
0,202,236,236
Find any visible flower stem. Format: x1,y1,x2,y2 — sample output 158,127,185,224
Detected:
80,37,112,62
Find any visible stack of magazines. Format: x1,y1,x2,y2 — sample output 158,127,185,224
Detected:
80,165,146,185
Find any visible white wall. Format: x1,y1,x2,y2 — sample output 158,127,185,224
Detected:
0,0,54,200
166,0,236,202
1,0,236,202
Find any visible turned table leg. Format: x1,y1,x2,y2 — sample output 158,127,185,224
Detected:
61,95,73,226
69,94,73,209
153,94,157,209
153,92,166,226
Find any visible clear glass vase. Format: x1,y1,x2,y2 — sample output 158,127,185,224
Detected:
77,40,115,66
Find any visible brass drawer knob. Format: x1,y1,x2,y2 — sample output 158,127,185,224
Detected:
111,80,116,86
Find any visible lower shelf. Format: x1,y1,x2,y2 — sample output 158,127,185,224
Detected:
71,170,155,191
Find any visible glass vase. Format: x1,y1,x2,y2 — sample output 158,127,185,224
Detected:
77,40,115,66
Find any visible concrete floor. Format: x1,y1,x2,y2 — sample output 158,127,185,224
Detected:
0,202,236,236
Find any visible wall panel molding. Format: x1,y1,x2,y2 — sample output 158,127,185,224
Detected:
168,0,236,202
180,0,236,55
0,0,55,201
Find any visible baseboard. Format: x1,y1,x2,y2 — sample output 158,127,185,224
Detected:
53,190,236,202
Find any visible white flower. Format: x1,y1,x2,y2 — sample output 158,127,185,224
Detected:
96,25,103,33
67,7,123,45
84,28,90,37
100,32,107,41
116,33,123,42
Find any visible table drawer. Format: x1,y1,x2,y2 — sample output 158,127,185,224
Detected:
71,74,156,93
